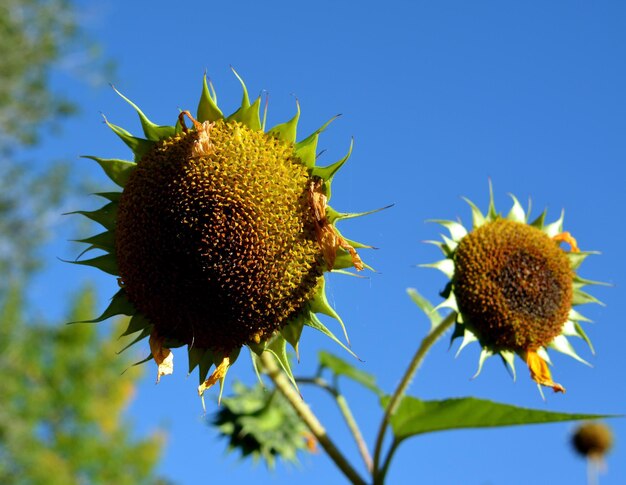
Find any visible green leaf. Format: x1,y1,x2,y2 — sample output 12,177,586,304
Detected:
382,395,614,441
318,351,382,396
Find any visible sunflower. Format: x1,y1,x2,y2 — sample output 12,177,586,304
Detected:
426,186,602,395
71,70,373,401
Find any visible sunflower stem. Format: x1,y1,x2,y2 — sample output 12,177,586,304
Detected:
372,312,456,484
377,437,400,484
260,352,367,485
297,376,373,473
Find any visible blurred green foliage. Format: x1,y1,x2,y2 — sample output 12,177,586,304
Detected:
0,284,168,485
0,0,112,153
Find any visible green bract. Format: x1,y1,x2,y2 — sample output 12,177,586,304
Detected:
426,186,602,396
71,70,373,400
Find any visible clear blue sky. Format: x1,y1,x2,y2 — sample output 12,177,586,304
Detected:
34,1,626,483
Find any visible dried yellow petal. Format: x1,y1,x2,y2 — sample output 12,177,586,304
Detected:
148,330,174,383
308,178,363,271
198,356,231,397
525,350,565,393
553,231,580,253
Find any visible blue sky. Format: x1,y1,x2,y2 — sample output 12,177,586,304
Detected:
33,1,626,483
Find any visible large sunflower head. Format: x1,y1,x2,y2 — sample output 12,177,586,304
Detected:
71,70,372,400
426,185,602,396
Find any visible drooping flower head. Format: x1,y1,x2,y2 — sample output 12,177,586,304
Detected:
213,381,317,467
426,185,602,395
71,70,374,400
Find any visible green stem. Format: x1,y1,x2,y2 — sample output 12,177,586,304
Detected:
372,312,456,484
297,376,373,473
377,438,400,484
260,352,367,485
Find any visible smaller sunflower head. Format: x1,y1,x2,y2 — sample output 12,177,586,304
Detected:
426,185,603,395
212,381,317,467
70,70,374,401
572,422,614,461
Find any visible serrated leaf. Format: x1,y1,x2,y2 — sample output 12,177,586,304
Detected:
318,351,382,396
381,395,614,441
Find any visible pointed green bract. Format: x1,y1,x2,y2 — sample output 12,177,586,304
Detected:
104,118,155,161
121,313,151,337
118,327,151,354
74,232,116,253
83,156,136,188
295,115,340,168
69,253,118,276
266,336,298,391
112,85,176,141
70,289,134,324
268,100,300,143
67,202,118,231
311,138,353,182
197,74,224,123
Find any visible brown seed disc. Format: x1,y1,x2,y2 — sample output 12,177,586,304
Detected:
453,219,573,351
115,120,323,352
